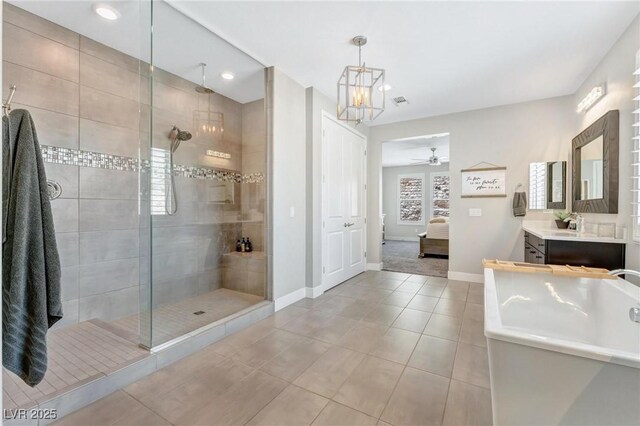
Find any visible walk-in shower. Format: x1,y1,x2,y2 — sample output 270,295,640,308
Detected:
2,0,268,410
142,2,268,349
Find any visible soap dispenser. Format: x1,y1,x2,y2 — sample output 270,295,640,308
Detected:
576,214,585,234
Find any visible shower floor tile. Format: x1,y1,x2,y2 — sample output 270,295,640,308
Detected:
3,289,262,413
3,321,149,411
112,288,264,347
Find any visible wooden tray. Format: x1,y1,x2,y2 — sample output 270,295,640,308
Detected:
482,259,611,279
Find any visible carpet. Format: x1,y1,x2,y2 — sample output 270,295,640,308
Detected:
382,240,449,277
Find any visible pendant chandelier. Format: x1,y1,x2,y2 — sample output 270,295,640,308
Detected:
194,110,224,139
193,62,225,141
337,35,386,124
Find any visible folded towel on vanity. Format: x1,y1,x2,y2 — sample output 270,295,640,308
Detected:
2,109,62,386
512,191,527,217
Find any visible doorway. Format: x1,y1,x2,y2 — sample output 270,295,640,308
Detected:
321,113,367,291
381,134,450,277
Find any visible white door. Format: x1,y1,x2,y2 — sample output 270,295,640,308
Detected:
322,115,366,290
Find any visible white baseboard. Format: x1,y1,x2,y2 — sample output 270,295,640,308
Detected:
274,287,306,311
448,271,484,284
367,262,382,271
305,286,324,299
385,236,420,242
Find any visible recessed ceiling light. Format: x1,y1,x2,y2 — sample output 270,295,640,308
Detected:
93,3,120,21
221,72,235,80
378,84,392,92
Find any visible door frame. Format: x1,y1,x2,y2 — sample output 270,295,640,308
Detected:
320,111,368,292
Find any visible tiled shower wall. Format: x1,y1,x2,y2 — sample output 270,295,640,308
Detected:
2,4,266,328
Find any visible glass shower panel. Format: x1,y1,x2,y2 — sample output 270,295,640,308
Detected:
1,5,153,410
138,0,153,349
148,1,267,347
1,1,151,340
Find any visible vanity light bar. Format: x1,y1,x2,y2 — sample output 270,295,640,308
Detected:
206,150,231,159
577,85,606,113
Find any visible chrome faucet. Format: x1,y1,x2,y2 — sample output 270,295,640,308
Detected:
608,269,640,323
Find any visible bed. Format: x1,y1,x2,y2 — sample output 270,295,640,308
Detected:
418,219,449,257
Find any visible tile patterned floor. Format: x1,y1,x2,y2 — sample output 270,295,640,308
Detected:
3,321,149,411
113,288,264,346
54,271,492,426
4,289,263,413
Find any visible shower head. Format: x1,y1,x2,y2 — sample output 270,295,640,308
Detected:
196,85,215,95
169,126,192,142
169,126,192,152
175,129,192,142
196,63,215,94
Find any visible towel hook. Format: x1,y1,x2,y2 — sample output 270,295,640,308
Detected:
515,183,524,191
3,85,16,117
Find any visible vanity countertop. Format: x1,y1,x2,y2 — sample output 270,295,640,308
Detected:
522,222,626,244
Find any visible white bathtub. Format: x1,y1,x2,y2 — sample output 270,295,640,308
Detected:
484,268,640,426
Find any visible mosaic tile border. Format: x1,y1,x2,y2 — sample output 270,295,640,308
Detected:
41,145,264,184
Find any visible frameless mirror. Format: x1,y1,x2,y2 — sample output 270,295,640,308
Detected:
572,110,619,213
529,161,567,210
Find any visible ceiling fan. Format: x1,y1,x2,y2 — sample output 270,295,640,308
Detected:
412,147,448,166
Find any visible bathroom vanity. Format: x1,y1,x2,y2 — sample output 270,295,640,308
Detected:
524,110,624,270
523,222,625,270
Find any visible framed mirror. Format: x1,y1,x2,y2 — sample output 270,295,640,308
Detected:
546,161,566,209
572,110,619,213
528,161,567,210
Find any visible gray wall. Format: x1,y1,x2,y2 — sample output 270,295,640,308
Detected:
271,68,306,300
3,4,266,327
368,96,574,277
382,163,450,241
3,4,142,327
573,14,640,281
368,13,640,278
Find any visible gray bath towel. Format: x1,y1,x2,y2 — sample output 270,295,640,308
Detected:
513,191,527,217
2,109,62,387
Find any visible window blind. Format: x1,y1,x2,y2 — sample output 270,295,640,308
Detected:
529,162,546,210
150,147,170,216
431,173,450,218
398,174,425,225
633,50,640,242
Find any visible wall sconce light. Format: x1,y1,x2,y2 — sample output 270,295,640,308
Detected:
206,150,231,159
577,84,606,113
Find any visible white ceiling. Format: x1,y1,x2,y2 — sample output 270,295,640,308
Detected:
8,0,266,103
171,0,640,125
10,1,640,122
382,134,450,168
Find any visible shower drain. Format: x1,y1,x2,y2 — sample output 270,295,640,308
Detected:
193,311,205,315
